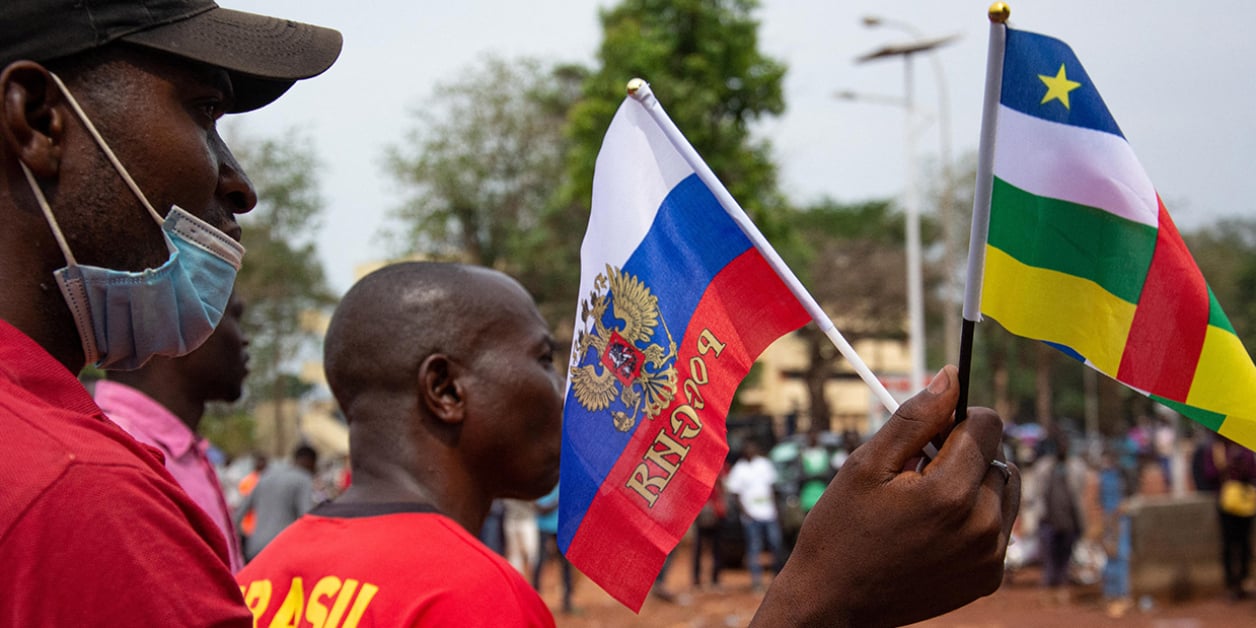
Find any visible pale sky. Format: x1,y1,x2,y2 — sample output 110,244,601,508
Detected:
228,0,1256,295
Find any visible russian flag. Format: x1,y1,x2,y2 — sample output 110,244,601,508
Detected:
558,90,810,610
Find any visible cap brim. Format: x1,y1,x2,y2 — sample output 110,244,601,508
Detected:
120,7,341,113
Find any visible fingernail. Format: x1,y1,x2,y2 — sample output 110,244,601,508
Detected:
927,368,949,394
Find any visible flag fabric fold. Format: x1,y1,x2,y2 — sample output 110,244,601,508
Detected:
558,94,809,610
980,27,1256,449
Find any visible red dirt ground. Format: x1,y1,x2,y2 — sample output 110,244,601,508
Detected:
536,545,1256,627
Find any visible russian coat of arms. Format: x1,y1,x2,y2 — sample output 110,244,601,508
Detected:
570,264,678,432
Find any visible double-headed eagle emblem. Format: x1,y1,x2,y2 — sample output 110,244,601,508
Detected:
571,265,677,432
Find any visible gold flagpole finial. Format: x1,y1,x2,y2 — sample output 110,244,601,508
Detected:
627,78,647,95
988,3,1010,23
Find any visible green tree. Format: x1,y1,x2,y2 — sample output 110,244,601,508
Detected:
199,406,256,460
1187,218,1256,345
780,199,907,431
564,0,789,239
383,56,586,325
229,131,334,451
788,199,907,336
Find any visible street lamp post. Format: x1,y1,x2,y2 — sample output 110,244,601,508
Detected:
854,20,958,391
866,18,962,371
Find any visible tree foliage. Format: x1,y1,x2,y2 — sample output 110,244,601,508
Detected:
381,2,790,337
788,199,907,338
1187,218,1256,345
383,56,586,325
230,131,334,408
782,199,908,430
564,0,789,238
199,407,256,460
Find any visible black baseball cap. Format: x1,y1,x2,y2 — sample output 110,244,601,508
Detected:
1,0,342,112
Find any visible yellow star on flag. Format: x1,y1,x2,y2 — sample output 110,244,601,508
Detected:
1039,63,1082,109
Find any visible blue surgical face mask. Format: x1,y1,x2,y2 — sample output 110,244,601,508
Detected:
19,73,245,370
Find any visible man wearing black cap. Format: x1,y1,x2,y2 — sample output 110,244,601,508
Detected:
0,1,339,624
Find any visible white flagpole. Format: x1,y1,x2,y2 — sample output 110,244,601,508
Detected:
956,3,1010,419
627,78,901,415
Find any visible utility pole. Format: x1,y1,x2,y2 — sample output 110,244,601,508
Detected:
854,28,959,390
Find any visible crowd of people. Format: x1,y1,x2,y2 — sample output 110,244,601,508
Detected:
0,1,1021,625
476,409,1253,620
996,415,1256,618
191,404,1256,625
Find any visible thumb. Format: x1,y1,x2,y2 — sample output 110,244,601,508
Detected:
860,365,959,474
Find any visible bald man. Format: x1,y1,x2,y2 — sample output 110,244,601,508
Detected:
236,262,1019,627
236,262,560,626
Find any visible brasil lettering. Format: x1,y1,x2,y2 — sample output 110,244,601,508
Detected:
625,328,726,507
240,576,379,628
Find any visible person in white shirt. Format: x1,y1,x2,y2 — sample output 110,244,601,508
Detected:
727,440,785,592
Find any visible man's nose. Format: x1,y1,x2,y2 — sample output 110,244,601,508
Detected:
214,134,257,216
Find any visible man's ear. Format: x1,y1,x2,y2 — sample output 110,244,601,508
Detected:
418,353,466,425
0,61,67,178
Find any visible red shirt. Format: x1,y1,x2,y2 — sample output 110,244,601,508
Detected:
0,320,250,626
237,502,556,627
95,379,245,572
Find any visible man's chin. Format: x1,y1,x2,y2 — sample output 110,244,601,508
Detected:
542,463,561,492
514,464,562,501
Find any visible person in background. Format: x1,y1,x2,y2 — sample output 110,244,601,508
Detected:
1152,416,1175,480
504,497,540,578
727,439,785,593
798,429,835,515
337,453,354,493
480,499,508,555
533,483,576,614
1030,434,1087,599
0,1,338,622
1136,451,1170,496
1192,432,1221,494
236,444,317,561
692,465,728,592
237,453,268,551
1204,435,1256,601
1098,446,1132,617
650,547,688,605
94,291,250,572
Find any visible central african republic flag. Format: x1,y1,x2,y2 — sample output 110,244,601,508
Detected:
981,27,1256,449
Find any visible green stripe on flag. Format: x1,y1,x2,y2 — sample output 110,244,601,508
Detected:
1208,287,1237,334
1152,395,1226,432
989,177,1158,304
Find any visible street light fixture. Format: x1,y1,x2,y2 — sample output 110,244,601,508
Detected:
853,17,959,392
832,89,906,107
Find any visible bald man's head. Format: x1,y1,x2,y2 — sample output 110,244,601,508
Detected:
324,261,564,501
325,262,500,418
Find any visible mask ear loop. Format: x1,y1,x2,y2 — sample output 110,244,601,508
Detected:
19,162,78,266
47,72,165,225
21,159,101,364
